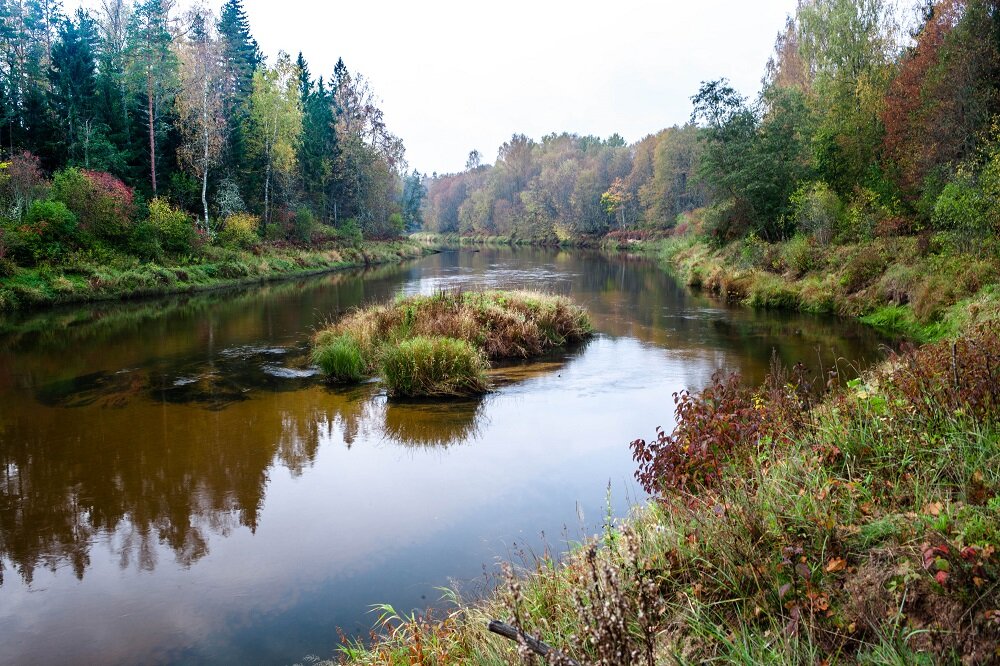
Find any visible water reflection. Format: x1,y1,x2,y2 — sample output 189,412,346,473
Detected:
0,248,891,664
380,398,486,448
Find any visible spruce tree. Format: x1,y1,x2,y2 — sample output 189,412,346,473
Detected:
48,10,100,167
217,0,261,199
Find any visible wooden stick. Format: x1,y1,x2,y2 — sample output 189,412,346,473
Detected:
487,620,580,666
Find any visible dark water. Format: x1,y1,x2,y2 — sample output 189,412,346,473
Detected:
0,248,888,664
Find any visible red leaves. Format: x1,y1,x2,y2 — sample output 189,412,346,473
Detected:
632,362,814,496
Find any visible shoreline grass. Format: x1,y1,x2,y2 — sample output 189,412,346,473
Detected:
0,239,434,313
332,322,1000,665
312,290,592,397
639,233,1000,344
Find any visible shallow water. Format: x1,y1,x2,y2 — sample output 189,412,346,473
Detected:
0,248,888,664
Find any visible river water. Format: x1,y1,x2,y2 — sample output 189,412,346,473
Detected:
0,248,887,664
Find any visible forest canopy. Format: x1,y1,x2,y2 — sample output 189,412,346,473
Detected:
0,0,426,268
421,0,1000,249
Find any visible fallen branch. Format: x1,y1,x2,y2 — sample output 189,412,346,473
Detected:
487,620,580,665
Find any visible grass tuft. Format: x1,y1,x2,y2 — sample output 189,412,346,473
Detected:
380,336,489,398
311,333,367,383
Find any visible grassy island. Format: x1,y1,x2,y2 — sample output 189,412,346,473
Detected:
311,290,592,397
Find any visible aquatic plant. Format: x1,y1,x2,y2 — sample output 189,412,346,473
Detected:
311,333,366,383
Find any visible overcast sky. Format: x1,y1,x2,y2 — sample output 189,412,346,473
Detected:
74,0,799,175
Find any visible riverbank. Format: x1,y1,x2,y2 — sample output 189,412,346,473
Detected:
337,318,1000,665
0,239,435,312
410,231,601,248
644,234,1000,344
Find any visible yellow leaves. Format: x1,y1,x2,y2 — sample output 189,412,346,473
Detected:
825,557,847,573
923,501,944,517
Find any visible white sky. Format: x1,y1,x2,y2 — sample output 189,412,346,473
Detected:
74,0,799,175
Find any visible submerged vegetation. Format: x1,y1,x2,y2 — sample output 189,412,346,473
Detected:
338,323,1000,665
311,290,592,397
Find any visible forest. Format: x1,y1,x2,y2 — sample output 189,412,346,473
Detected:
0,0,425,280
422,0,1000,254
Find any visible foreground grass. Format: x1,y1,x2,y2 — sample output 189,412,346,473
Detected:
0,239,432,312
312,290,592,397
651,233,1000,344
334,323,1000,665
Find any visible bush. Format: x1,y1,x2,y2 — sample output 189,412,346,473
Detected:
218,213,259,249
842,187,887,241
311,333,367,382
380,336,489,398
338,217,362,244
389,212,405,236
701,198,749,246
790,181,842,244
18,200,79,262
293,208,314,243
782,234,818,276
127,220,163,261
631,363,812,495
50,168,135,242
841,246,888,293
147,197,195,255
933,169,990,252
0,151,48,219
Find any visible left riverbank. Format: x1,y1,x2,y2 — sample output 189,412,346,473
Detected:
0,239,436,313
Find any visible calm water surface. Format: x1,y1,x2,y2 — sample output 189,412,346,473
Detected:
0,248,888,664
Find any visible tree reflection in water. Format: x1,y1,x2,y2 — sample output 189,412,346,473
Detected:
0,350,500,586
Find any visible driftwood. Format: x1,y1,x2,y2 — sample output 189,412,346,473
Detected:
487,620,581,666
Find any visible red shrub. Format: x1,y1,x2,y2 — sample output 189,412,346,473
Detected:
632,361,814,496
887,324,1000,422
50,168,135,241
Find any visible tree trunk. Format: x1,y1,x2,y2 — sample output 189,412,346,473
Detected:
147,67,157,195
201,78,210,231
263,130,272,233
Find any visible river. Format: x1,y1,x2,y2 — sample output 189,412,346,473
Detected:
0,247,888,664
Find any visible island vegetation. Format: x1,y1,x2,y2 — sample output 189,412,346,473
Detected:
0,0,429,311
312,290,592,397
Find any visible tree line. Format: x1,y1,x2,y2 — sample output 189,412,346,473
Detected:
0,0,425,268
423,0,1000,250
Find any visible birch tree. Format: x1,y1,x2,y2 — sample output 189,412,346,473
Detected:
247,51,301,230
175,9,223,231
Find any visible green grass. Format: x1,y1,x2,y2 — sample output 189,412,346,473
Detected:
0,239,434,312
650,233,1000,344
380,336,489,398
311,333,367,383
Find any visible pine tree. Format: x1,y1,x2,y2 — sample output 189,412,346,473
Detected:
295,54,339,219
126,0,178,195
217,0,261,198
